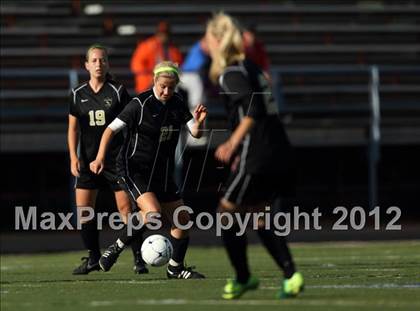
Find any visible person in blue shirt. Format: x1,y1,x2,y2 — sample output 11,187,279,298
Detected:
180,38,210,147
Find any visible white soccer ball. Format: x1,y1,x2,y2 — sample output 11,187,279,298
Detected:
141,234,173,267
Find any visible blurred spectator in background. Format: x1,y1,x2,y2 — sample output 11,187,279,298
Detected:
243,23,270,78
181,37,210,111
130,21,183,93
180,37,210,146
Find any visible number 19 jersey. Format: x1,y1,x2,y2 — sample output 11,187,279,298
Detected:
69,80,130,167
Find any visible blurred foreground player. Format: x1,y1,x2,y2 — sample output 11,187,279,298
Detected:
206,13,304,299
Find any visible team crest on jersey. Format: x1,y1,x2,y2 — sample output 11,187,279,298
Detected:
104,97,113,108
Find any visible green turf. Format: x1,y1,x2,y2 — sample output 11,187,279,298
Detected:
1,240,420,311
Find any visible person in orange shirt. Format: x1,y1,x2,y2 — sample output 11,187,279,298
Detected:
130,21,183,93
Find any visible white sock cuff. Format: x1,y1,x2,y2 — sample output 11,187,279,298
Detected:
116,239,125,249
169,259,181,266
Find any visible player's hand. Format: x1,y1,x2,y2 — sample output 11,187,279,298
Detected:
193,104,207,124
230,155,240,172
215,141,235,163
70,158,80,177
89,159,104,175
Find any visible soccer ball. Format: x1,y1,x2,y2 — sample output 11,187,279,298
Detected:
141,234,173,267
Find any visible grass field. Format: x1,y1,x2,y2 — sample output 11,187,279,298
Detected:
1,240,420,311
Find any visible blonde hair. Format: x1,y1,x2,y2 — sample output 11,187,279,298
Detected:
153,61,180,84
206,13,245,83
85,43,108,62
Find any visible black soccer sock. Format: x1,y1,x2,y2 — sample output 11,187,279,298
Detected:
131,234,146,265
81,220,100,261
119,213,146,246
257,227,296,278
169,235,190,265
222,223,250,283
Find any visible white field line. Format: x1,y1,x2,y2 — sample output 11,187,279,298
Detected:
1,284,43,288
2,253,419,270
3,279,419,288
295,254,420,261
1,265,32,271
89,298,420,307
1,279,169,288
288,240,420,248
261,283,420,290
1,254,415,270
113,280,168,285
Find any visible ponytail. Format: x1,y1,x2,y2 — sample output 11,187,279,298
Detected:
206,13,245,84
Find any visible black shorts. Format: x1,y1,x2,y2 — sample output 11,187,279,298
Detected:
75,166,121,191
117,172,181,203
222,172,284,206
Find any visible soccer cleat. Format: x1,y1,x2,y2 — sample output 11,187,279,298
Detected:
133,252,149,274
72,256,100,275
99,243,123,272
222,276,259,299
134,263,149,274
278,272,304,298
167,264,205,279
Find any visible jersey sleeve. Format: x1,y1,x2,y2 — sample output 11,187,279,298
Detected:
117,98,142,128
222,71,265,120
68,90,79,117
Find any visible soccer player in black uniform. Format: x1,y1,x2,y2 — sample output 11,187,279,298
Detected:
206,13,304,299
89,61,207,279
68,44,147,275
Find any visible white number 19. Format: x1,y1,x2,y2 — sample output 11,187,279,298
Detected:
88,110,106,126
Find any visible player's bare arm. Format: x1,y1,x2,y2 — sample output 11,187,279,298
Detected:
187,104,207,138
67,115,80,177
89,127,115,174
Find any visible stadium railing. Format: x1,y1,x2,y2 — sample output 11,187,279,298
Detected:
2,64,419,212
1,65,419,147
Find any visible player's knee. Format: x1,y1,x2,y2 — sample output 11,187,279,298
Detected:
118,204,131,217
218,199,239,227
218,198,237,213
175,210,191,226
142,209,160,225
143,205,160,216
77,206,95,224
257,219,266,229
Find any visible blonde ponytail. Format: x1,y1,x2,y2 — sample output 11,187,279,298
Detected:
207,13,245,84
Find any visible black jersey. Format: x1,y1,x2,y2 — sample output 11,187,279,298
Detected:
219,59,292,174
69,80,130,166
117,89,193,178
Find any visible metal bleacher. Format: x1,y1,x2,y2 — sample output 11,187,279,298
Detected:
1,0,420,152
